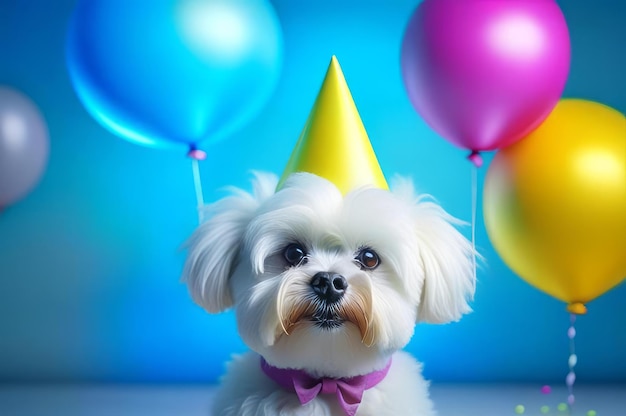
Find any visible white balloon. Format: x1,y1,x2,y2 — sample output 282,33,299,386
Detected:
0,86,49,208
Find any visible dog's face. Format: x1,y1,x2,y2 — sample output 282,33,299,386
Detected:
184,172,475,377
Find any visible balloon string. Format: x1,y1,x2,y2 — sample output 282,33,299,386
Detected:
566,313,578,414
471,163,478,283
191,158,205,223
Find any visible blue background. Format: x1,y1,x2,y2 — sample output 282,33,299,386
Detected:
0,0,624,385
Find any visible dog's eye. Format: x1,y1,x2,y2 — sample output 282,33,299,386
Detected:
355,247,380,270
283,243,307,266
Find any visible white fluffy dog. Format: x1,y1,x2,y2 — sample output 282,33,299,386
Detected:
183,171,476,416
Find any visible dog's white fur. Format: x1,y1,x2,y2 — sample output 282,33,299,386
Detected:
183,172,476,415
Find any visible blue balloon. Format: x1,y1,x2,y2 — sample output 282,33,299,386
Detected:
66,0,283,153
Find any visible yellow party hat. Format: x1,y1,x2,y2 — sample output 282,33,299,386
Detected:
277,56,388,194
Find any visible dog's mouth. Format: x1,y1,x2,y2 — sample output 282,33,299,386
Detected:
276,274,376,346
311,307,345,329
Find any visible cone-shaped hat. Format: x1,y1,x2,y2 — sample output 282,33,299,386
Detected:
277,56,388,194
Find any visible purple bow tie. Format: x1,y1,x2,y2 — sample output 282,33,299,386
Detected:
260,357,392,416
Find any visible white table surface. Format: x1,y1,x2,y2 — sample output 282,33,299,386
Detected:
0,383,623,415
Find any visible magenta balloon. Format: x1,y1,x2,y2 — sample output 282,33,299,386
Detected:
0,87,49,208
401,0,570,154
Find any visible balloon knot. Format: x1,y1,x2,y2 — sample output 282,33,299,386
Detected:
187,148,207,161
467,151,483,168
567,302,587,315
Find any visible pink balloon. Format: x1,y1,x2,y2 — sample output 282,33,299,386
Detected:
401,0,570,166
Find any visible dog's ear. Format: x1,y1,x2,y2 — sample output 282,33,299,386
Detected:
413,199,477,323
182,172,277,313
392,177,477,324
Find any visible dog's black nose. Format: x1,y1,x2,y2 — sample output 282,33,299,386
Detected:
310,272,347,304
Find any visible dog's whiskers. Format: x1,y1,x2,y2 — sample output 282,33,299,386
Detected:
279,292,318,335
277,279,375,346
339,301,374,346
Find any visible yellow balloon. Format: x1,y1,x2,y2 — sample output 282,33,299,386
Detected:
483,99,626,314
